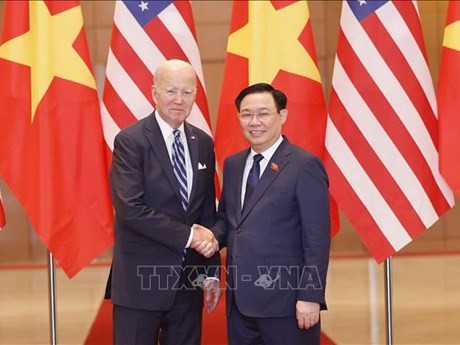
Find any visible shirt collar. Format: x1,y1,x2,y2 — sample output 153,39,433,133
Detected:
249,136,283,162
155,110,185,139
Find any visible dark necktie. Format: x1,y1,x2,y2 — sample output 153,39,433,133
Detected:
172,130,188,210
243,153,263,208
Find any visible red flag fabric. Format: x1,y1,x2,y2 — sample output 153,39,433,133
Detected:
101,0,212,154
324,0,454,262
0,0,113,277
214,0,339,235
0,190,6,230
438,0,460,198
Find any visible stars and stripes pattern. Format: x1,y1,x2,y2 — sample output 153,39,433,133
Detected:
172,130,188,210
324,0,454,262
101,0,212,155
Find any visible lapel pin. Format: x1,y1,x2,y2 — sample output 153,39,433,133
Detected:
191,135,196,140
271,162,279,172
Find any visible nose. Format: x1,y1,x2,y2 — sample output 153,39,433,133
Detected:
248,114,261,125
174,93,184,104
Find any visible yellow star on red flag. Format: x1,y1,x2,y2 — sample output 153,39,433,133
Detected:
227,0,320,84
0,1,96,121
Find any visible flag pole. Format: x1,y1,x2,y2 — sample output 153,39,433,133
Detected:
47,251,58,345
384,257,393,345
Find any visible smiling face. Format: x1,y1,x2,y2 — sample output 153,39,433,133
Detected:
152,60,197,129
238,91,287,152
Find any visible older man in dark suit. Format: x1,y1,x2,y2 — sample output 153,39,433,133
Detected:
106,59,220,345
208,83,331,345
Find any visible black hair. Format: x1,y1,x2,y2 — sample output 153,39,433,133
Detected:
234,83,287,112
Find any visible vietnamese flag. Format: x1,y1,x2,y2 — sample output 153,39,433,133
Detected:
214,0,339,235
0,191,5,229
438,0,460,198
0,0,113,277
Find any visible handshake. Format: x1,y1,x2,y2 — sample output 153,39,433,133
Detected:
191,224,219,258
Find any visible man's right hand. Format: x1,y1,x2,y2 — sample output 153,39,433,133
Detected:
191,224,219,258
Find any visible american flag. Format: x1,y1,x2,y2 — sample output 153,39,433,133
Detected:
324,0,454,262
101,0,212,153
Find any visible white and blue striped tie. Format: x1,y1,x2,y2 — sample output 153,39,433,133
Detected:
172,130,188,211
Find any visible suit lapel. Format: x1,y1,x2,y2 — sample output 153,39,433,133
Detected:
234,150,250,224
240,140,292,222
144,112,183,208
185,123,199,211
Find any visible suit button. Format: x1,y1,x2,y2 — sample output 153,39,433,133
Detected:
235,228,242,234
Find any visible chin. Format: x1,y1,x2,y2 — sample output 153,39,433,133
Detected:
249,135,265,143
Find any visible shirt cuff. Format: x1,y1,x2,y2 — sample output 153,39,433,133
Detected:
185,227,194,248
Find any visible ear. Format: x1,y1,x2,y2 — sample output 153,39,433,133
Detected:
279,109,288,124
151,86,158,105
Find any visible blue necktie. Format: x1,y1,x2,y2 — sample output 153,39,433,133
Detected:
172,130,188,211
243,154,263,209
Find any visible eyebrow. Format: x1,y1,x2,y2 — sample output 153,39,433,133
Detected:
241,106,270,112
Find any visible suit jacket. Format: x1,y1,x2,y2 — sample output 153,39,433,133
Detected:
106,111,219,311
213,137,330,318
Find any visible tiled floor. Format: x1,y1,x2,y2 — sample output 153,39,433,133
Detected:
323,254,460,344
1,253,460,344
0,264,109,345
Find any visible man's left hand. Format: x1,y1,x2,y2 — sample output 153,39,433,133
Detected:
296,301,320,329
203,279,221,313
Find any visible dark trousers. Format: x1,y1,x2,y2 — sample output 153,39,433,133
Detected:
228,298,320,345
113,289,202,345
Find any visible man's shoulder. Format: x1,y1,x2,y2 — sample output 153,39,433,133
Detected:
290,144,317,160
114,115,154,144
286,144,327,176
121,115,153,133
185,122,212,141
280,137,319,161
120,116,150,134
224,148,250,165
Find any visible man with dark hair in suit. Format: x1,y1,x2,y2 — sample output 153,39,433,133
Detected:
203,82,331,344
106,59,220,345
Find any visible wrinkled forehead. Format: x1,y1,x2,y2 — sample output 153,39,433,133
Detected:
154,65,196,88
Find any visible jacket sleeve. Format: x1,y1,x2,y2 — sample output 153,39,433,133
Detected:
296,156,331,310
212,158,230,248
199,138,221,277
110,131,191,254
